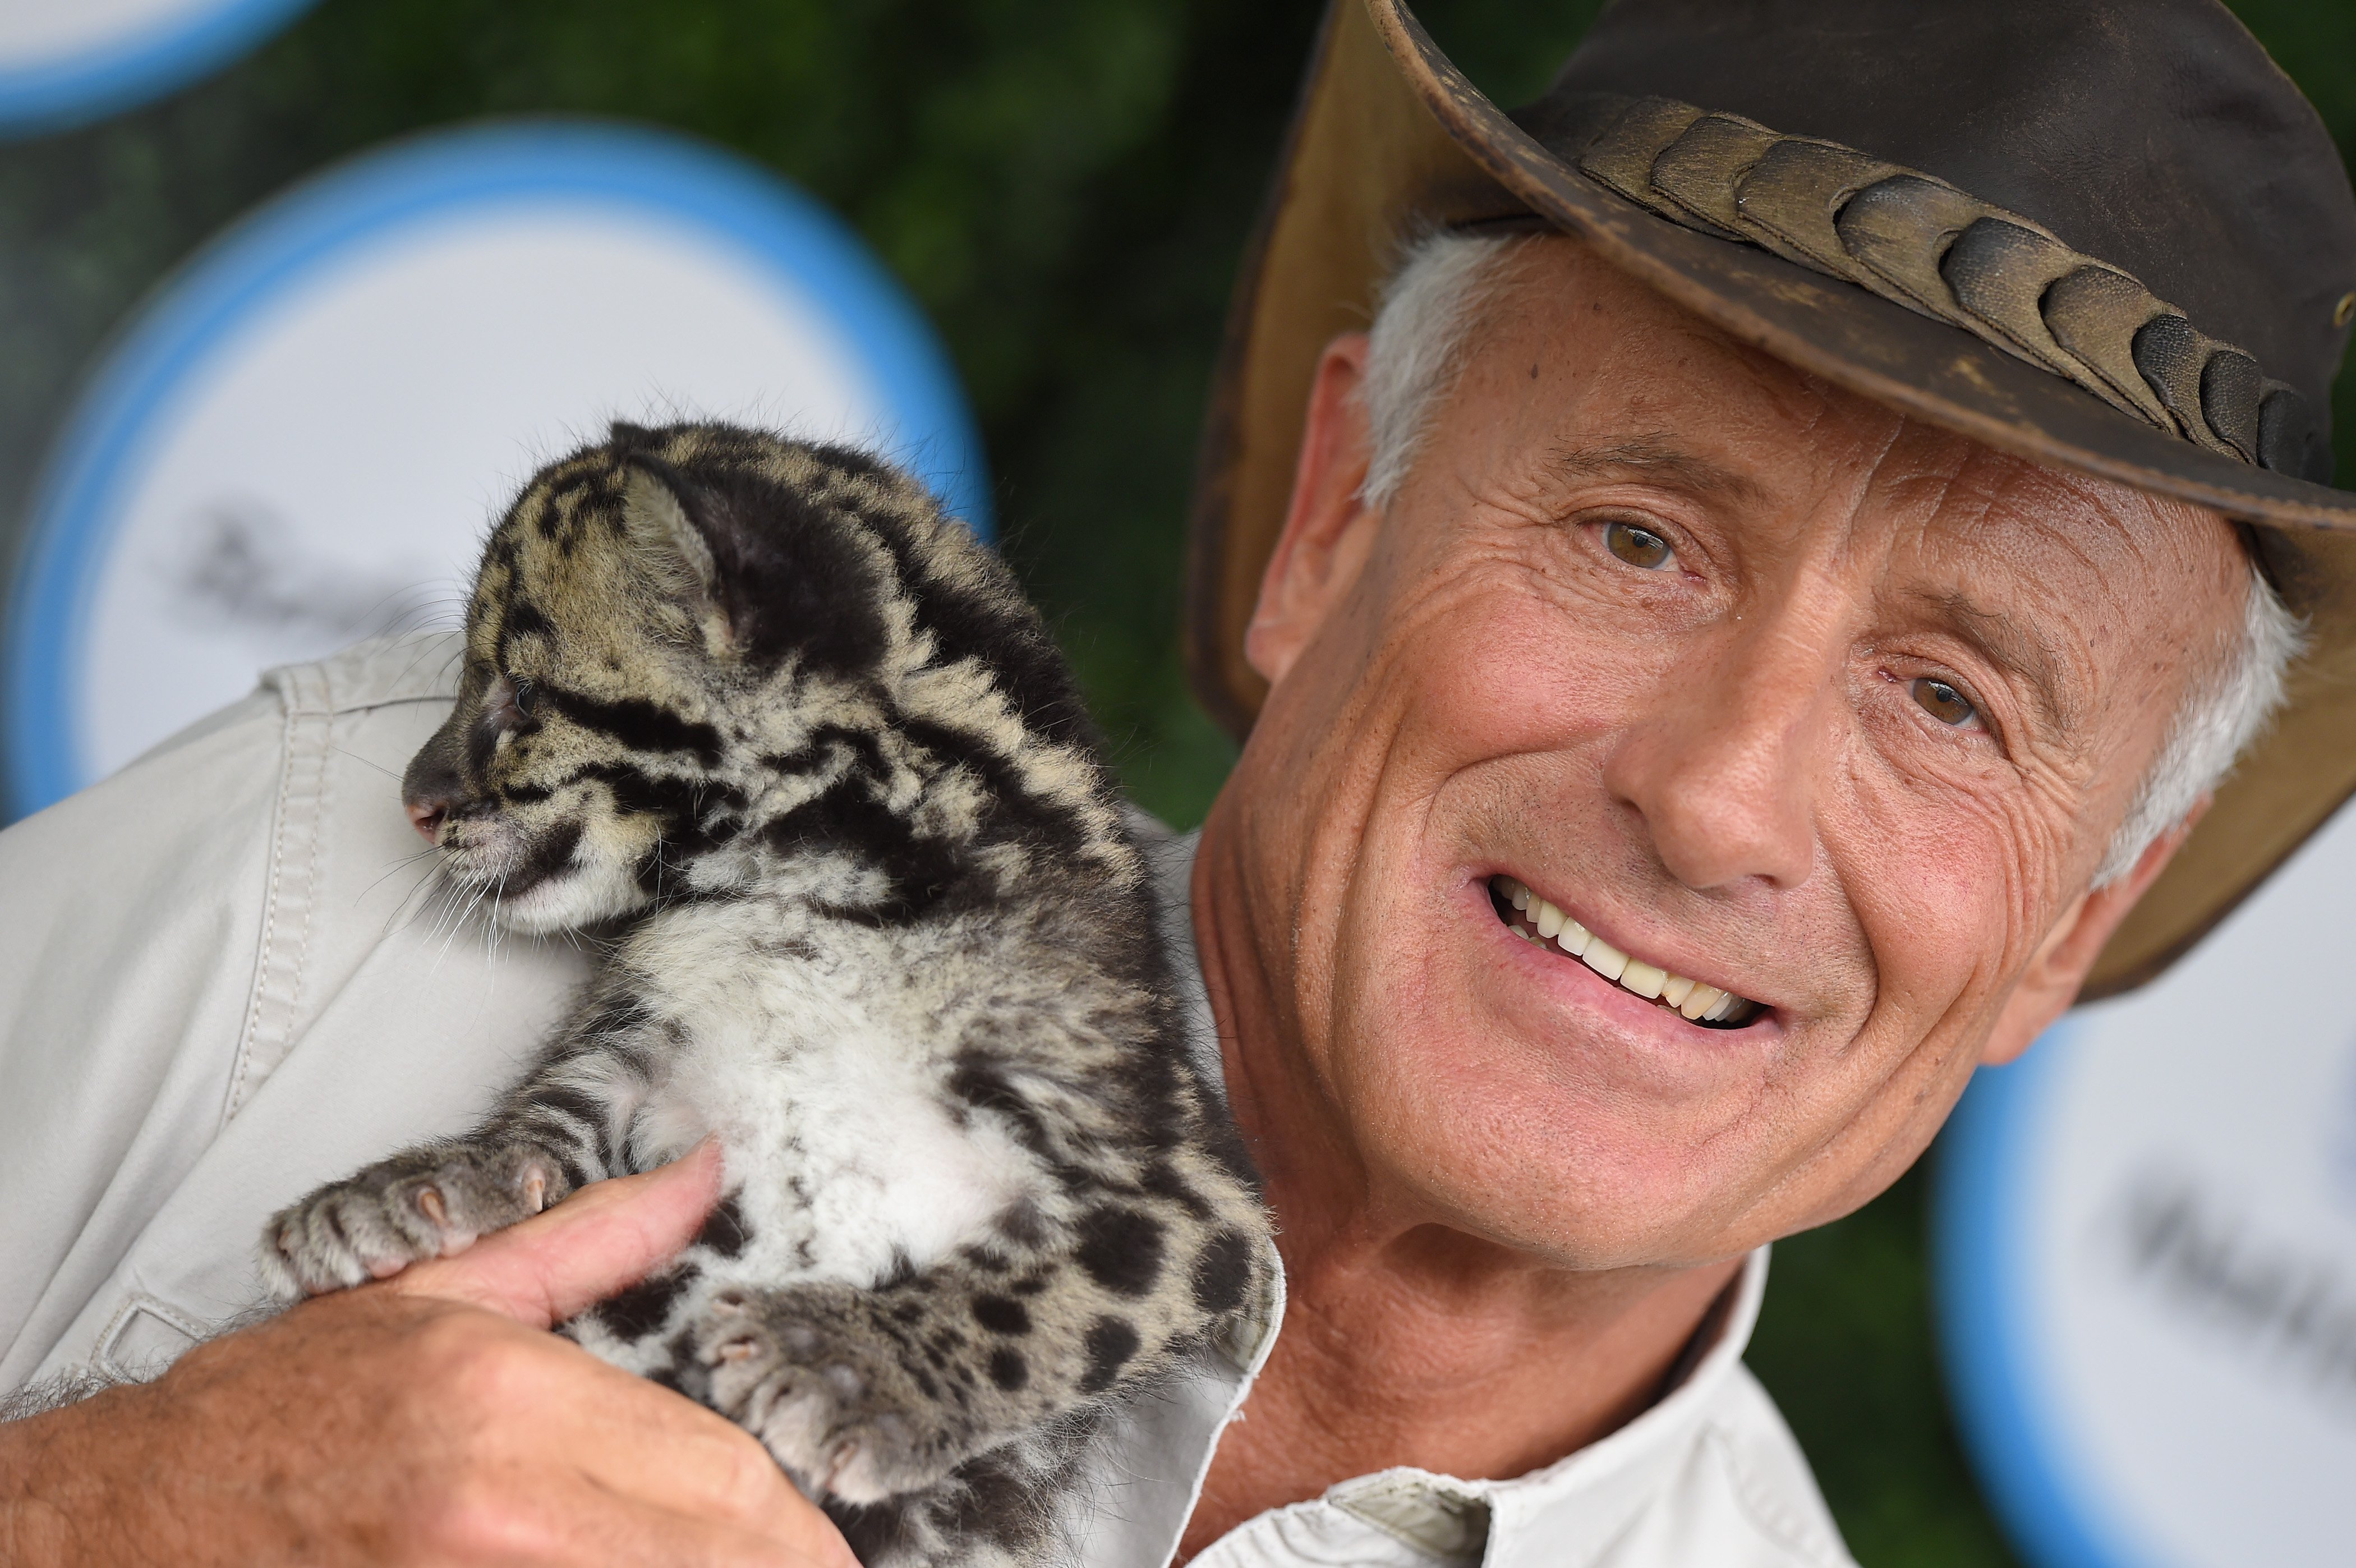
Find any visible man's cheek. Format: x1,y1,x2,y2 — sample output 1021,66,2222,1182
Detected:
1393,585,1656,769
1841,789,2045,1031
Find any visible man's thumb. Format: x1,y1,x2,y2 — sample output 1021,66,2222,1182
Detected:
388,1141,725,1327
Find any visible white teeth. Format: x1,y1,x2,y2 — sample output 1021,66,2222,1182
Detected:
1556,917,1590,958
1621,960,1667,1000
1581,937,1628,983
1494,877,1755,1024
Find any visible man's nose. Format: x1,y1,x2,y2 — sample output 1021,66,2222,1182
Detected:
1602,619,1830,893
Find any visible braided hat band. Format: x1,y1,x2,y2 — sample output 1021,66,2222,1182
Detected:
1547,94,2330,484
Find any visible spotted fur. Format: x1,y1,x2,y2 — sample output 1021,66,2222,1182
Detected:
260,421,1270,1566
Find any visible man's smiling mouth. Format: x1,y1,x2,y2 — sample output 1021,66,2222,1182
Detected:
1487,876,1763,1028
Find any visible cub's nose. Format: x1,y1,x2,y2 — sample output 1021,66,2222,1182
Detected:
404,793,455,843
402,727,470,845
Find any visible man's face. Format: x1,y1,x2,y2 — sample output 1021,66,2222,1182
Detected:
1214,237,2252,1269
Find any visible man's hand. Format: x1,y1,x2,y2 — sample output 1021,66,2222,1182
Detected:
0,1144,857,1567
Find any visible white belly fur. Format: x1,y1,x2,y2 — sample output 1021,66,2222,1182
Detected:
622,903,1042,1287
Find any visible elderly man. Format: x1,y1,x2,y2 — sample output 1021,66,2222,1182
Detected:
6,0,2355,1564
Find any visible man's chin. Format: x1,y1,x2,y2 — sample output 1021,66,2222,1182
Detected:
1353,1019,1775,1265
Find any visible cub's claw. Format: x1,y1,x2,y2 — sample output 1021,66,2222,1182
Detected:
260,1144,563,1299
694,1285,961,1505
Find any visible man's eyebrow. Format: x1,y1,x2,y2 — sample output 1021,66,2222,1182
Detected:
1917,590,2082,735
1548,436,1769,507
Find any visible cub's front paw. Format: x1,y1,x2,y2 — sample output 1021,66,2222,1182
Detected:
261,1143,563,1298
694,1284,973,1505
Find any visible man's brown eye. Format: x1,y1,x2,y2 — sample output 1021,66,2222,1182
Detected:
1603,520,1673,569
1911,677,1978,728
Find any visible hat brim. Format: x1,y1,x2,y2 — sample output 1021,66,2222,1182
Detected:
1184,0,2356,996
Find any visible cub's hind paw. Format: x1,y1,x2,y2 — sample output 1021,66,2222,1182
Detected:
694,1284,973,1505
261,1143,563,1299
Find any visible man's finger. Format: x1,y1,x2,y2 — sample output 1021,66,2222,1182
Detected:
362,1145,861,1566
390,1141,724,1326
432,1472,855,1568
507,1340,822,1526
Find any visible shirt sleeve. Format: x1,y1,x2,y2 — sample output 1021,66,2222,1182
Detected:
0,685,290,1382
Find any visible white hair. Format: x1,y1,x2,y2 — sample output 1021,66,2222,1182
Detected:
1359,229,2306,887
2098,560,2303,882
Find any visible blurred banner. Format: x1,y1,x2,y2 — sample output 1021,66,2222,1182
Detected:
1936,804,2356,1567
3,119,988,817
0,0,317,136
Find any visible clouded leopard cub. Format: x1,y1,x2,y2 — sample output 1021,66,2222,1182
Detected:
261,421,1269,1566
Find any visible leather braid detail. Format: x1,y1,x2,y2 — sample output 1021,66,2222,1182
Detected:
1564,95,2327,481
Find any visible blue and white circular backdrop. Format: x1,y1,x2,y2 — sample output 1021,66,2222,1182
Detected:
1938,801,2356,1567
0,0,317,136
4,120,989,816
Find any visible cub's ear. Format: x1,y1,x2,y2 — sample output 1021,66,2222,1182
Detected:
620,460,728,646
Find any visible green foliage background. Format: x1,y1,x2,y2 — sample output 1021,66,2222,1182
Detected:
3,2,2351,1561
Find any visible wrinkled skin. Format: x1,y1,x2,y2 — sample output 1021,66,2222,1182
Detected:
1182,236,2251,1540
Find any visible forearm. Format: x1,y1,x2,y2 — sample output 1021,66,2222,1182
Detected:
0,1381,152,1567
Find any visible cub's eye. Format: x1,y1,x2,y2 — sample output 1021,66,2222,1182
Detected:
1603,520,1674,570
1910,677,1981,729
513,678,540,718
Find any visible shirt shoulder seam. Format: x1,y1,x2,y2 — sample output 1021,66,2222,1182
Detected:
220,660,335,1124
265,632,465,717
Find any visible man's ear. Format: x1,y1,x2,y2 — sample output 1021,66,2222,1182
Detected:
1244,333,1387,689
620,461,730,650
1981,800,2211,1065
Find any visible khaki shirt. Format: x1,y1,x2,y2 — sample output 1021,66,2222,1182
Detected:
0,633,1857,1567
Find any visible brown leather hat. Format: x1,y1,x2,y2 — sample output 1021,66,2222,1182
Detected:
1185,0,2356,996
